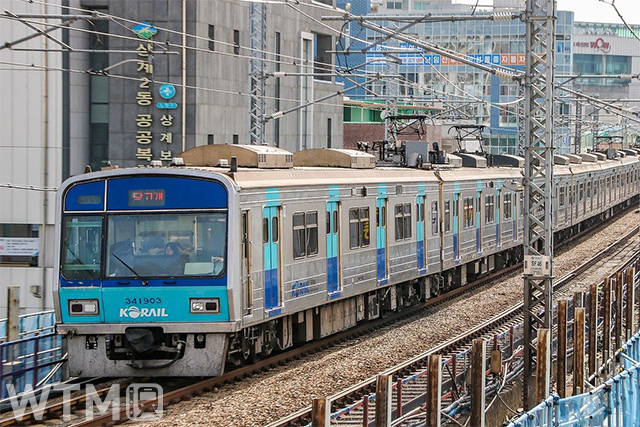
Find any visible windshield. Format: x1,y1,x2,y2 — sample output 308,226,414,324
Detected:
61,216,103,280
106,212,227,278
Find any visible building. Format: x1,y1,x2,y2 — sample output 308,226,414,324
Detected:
335,0,574,155
1,0,345,316
571,22,640,151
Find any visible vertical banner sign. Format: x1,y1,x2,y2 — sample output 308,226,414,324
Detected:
130,18,182,165
132,22,157,163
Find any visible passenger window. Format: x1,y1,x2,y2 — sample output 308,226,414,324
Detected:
431,201,438,235
326,211,331,235
272,216,279,243
504,193,513,219
262,218,269,244
349,207,370,249
444,201,451,233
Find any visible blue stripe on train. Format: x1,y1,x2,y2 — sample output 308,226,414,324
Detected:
377,247,388,285
327,256,339,294
417,240,425,270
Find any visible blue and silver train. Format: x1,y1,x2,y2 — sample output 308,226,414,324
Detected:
54,145,640,377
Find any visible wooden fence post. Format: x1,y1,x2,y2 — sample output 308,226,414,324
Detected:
574,308,585,396
427,355,442,427
627,268,636,339
615,273,623,350
536,328,550,403
312,398,330,427
557,300,567,397
603,278,612,373
470,339,486,427
375,375,392,427
589,284,598,384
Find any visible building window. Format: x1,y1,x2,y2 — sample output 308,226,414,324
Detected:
88,10,109,172
314,33,332,82
395,203,412,241
504,193,513,219
233,134,239,144
327,118,332,148
387,1,403,10
274,32,281,148
414,2,428,10
292,211,318,259
463,197,474,228
207,134,214,145
208,25,215,51
0,224,39,266
485,195,495,224
233,29,240,55
349,207,370,249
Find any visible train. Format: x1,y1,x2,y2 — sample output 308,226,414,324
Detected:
53,144,640,377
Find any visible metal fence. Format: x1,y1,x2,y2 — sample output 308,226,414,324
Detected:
0,311,64,399
508,329,640,427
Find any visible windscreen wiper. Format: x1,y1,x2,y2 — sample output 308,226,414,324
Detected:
63,240,98,279
112,253,148,285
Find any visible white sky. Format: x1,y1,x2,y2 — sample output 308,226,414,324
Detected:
456,0,640,25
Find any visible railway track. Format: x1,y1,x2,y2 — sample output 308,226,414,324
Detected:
2,210,637,426
267,224,640,427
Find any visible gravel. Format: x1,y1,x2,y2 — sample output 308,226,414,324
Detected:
133,209,640,427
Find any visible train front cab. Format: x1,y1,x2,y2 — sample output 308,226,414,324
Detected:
54,169,237,377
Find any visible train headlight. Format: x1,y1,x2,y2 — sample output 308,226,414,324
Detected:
68,299,99,316
190,298,220,314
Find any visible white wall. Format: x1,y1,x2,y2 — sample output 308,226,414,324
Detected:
0,0,63,316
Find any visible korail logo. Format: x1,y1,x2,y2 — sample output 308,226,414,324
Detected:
120,306,168,318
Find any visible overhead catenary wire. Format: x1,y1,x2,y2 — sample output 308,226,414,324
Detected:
9,0,365,73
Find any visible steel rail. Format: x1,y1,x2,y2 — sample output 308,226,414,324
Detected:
22,206,637,427
267,224,640,427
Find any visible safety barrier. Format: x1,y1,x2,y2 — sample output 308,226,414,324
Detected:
0,310,55,341
508,330,640,427
0,311,63,399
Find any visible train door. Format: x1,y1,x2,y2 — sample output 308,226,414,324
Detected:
326,201,341,296
242,211,252,314
263,206,281,311
416,195,426,273
376,197,388,285
453,192,460,262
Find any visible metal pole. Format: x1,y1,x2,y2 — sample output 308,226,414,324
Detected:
522,0,556,410
249,1,267,145
470,339,486,427
557,300,567,398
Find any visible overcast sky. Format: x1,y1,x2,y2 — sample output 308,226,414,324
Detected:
457,0,640,25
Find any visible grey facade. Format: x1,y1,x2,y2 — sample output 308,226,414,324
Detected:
1,0,345,316
69,0,345,171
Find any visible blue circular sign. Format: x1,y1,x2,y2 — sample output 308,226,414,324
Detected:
159,84,176,100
